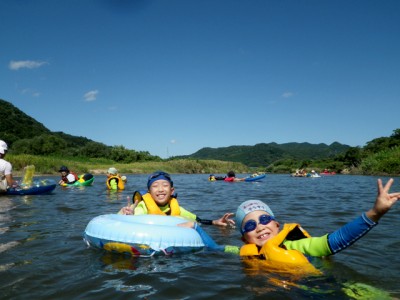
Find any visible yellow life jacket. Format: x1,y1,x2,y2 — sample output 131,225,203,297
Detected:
240,223,320,275
106,175,125,190
134,191,181,216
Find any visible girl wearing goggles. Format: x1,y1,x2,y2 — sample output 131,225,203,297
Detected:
181,178,400,270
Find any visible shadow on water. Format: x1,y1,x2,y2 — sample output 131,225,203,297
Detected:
0,174,399,299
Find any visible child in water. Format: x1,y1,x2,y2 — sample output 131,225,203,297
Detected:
106,167,125,190
224,171,245,182
182,178,400,265
58,166,78,185
119,171,234,226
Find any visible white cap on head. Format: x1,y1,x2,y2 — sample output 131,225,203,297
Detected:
235,200,275,233
107,167,118,175
0,140,8,154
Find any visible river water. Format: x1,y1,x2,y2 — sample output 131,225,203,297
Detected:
1,174,399,299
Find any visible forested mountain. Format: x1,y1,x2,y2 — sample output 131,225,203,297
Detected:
0,99,159,162
175,142,350,167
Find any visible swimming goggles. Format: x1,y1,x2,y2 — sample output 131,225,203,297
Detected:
241,214,275,234
148,171,172,181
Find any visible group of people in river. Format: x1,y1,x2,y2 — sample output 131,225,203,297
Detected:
0,139,125,192
3,137,400,295
57,164,126,190
208,171,250,182
291,168,337,177
291,169,320,177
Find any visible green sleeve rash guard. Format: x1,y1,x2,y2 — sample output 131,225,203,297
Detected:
221,235,331,257
283,234,332,257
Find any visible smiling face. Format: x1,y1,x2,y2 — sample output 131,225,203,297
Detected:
148,179,174,206
242,210,280,247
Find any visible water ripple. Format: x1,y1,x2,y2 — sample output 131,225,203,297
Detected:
0,174,399,299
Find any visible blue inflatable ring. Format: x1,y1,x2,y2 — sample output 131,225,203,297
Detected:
83,214,205,256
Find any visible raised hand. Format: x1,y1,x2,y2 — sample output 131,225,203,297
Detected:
121,197,139,215
213,212,235,227
366,178,400,222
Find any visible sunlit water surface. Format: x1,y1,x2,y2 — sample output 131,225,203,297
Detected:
1,174,399,299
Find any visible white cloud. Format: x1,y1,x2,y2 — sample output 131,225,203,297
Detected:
84,90,99,101
21,88,40,97
9,60,48,70
170,139,176,144
282,92,294,98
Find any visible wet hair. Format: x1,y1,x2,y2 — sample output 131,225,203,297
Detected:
227,171,236,177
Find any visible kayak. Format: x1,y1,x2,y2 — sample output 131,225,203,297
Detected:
208,175,226,181
320,172,336,176
245,174,266,182
5,184,56,195
78,176,94,186
61,174,94,187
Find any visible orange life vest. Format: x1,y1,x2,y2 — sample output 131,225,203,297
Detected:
106,175,125,190
133,191,181,216
239,223,320,275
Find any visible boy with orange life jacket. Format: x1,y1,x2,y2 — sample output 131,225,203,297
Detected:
118,171,234,226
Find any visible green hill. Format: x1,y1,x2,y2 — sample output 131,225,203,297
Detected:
0,98,159,162
174,142,350,167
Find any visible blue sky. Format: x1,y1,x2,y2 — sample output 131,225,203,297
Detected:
1,0,399,158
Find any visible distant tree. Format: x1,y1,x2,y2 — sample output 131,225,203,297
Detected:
300,160,312,168
364,137,390,154
0,133,19,148
12,134,67,155
38,135,67,155
391,128,400,139
341,147,363,168
388,128,400,148
81,141,111,158
10,138,32,154
137,150,161,161
110,145,138,163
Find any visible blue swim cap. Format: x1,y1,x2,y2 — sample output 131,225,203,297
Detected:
235,200,274,233
147,171,173,189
